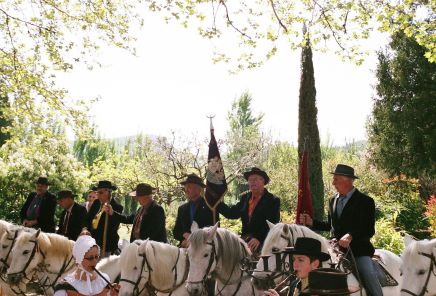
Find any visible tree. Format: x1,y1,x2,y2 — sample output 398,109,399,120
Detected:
368,32,436,197
146,0,435,69
225,92,268,198
0,95,10,146
298,40,324,220
0,0,144,138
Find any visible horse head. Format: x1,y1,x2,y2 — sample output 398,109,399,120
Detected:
6,228,43,285
401,236,436,296
119,239,149,296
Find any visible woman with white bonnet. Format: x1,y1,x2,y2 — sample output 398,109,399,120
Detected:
54,234,120,295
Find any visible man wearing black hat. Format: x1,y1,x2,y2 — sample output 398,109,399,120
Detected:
86,180,123,256
264,237,331,296
56,190,87,241
299,164,382,296
20,177,57,233
173,173,217,248
106,183,167,243
217,167,281,253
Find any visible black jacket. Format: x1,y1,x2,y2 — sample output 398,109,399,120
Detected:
173,197,218,244
217,189,280,244
113,201,167,243
87,198,123,254
312,189,376,257
57,202,87,241
20,191,57,233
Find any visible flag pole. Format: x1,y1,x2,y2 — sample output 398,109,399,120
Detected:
207,115,217,225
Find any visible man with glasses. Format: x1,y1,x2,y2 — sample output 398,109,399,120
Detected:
218,167,281,254
86,180,123,257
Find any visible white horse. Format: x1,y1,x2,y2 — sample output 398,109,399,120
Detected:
186,222,261,296
97,254,121,283
118,239,189,296
254,222,403,296
0,225,34,295
6,229,75,295
401,235,436,296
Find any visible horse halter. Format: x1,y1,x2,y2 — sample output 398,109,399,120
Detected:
119,241,151,296
186,239,218,286
0,230,19,272
7,238,45,282
401,251,436,296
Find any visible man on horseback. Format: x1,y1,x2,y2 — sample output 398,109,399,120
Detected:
106,183,168,243
87,180,123,257
300,164,382,296
264,237,331,296
20,176,57,233
57,190,88,241
173,173,217,248
218,167,281,254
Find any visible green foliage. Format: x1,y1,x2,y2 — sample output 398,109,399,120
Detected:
298,43,324,220
425,195,436,237
146,0,435,69
372,218,405,254
368,32,436,191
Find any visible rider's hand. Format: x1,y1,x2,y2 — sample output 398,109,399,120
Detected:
247,238,260,252
103,203,113,215
299,213,313,226
339,233,353,248
263,289,280,296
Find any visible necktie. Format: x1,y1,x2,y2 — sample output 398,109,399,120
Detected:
62,211,71,235
133,207,146,239
248,195,260,222
337,196,346,217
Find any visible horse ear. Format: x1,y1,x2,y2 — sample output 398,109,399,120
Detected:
283,224,289,235
207,223,219,239
404,234,415,248
191,221,199,232
33,229,41,239
267,220,276,229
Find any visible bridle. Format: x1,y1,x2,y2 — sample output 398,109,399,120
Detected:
35,254,75,295
186,239,218,286
0,229,19,274
401,251,436,296
120,241,190,296
7,238,44,283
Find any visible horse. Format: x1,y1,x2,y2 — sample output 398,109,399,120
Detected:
253,222,403,296
6,229,75,295
118,239,189,296
400,235,436,296
97,254,121,283
0,225,34,295
186,222,260,296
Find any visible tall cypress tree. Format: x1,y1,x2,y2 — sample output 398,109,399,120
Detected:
298,37,324,220
0,95,10,147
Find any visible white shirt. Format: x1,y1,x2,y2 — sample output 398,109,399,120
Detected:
54,271,112,296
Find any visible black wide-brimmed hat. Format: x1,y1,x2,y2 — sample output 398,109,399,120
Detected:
35,177,50,185
95,180,117,191
330,164,359,179
57,190,76,200
129,183,156,197
286,237,330,262
180,173,206,188
301,268,360,295
243,167,270,185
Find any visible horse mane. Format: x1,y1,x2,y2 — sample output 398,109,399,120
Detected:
190,226,250,277
402,238,436,264
142,240,182,287
24,232,74,259
261,223,330,257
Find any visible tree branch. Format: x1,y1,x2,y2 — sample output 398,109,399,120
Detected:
219,0,252,39
0,8,56,34
269,0,288,33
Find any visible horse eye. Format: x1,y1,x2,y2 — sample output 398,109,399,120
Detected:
203,253,209,258
2,245,7,249
418,270,426,275
272,247,279,252
133,266,137,271
23,250,30,255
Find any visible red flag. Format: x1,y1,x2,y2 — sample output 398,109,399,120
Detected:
296,150,314,224
204,123,227,212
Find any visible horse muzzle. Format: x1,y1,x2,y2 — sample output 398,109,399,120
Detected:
186,282,205,296
7,272,23,285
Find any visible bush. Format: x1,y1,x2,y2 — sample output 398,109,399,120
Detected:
425,195,436,237
372,218,405,255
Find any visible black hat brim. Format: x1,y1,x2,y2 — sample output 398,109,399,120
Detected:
243,170,270,185
287,250,331,262
302,286,360,295
180,180,206,188
329,172,359,179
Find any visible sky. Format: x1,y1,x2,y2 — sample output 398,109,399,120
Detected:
57,12,387,146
